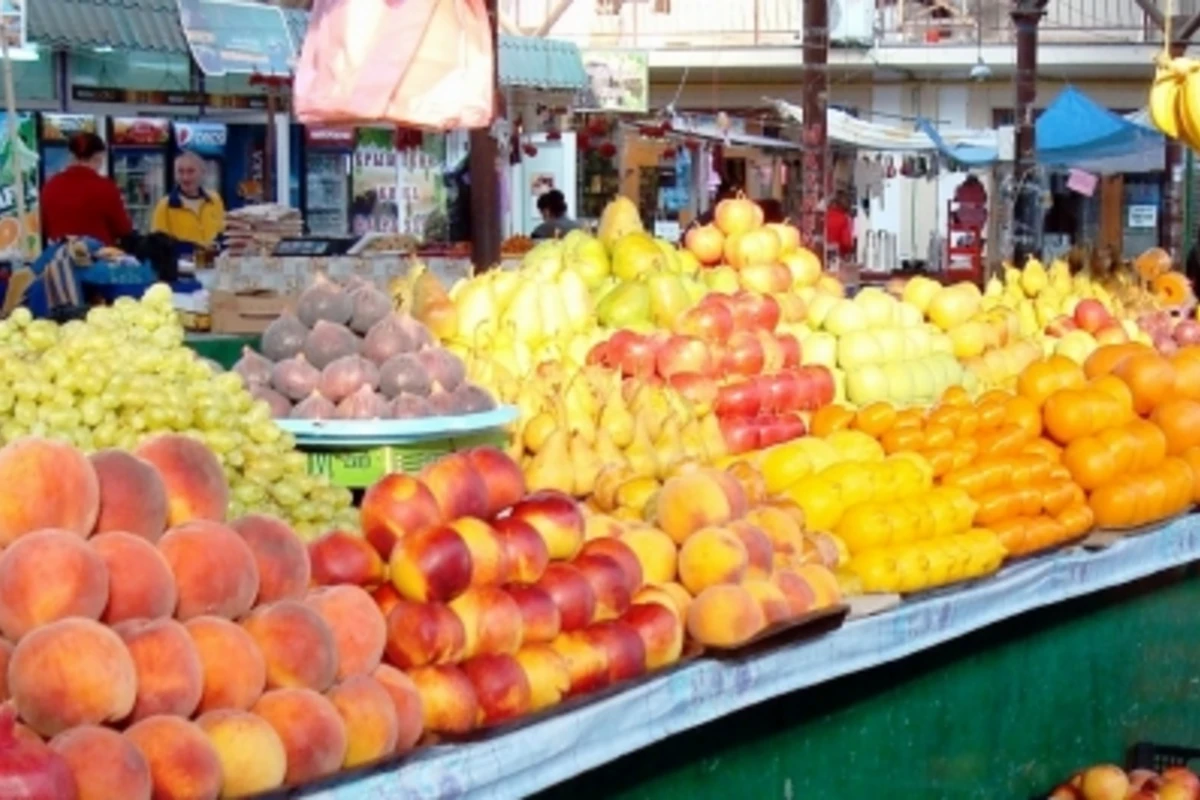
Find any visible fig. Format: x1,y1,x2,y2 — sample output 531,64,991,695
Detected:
399,314,434,349
389,394,435,419
303,320,360,370
378,353,432,398
349,285,393,334
453,383,496,414
297,273,353,327
427,390,459,416
416,348,466,392
251,384,293,417
261,311,309,361
232,346,273,387
271,353,320,401
319,355,380,403
291,391,337,420
361,315,414,365
335,384,386,419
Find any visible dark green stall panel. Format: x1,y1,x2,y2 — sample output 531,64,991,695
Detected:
537,568,1200,800
185,333,260,370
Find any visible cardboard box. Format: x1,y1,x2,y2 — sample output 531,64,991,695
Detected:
210,290,296,334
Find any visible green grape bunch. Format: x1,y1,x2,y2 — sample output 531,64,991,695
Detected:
0,285,359,539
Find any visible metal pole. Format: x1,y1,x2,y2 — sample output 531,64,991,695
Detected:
800,0,829,264
469,0,501,273
1163,32,1188,259
1010,0,1046,266
0,19,27,260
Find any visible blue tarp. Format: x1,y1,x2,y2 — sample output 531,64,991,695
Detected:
916,86,1163,168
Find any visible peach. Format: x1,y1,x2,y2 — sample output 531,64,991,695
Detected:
743,578,792,624
795,564,843,607
449,587,524,657
13,721,42,746
725,461,767,508
655,470,744,545
114,618,203,721
463,446,527,517
620,527,678,584
407,665,479,735
579,538,644,592
123,716,223,800
252,688,348,785
0,437,100,544
388,524,473,603
90,449,168,541
514,645,571,711
1078,765,1129,800
0,637,11,701
535,563,597,632
326,675,399,767
772,569,816,616
158,521,260,620
185,616,267,713
505,584,561,644
418,453,488,521
306,585,387,680
384,599,466,668
371,664,424,753
583,514,626,541
371,583,403,617
493,517,549,584
631,586,682,619
573,554,633,621
728,521,774,580
582,621,646,683
50,724,152,800
90,532,177,624
509,491,586,561
677,526,749,595
360,474,442,560
807,532,843,568
657,582,694,620
621,602,684,670
686,584,765,647
461,654,533,726
308,529,385,589
0,528,110,640
195,709,287,798
134,434,229,526
1163,768,1200,793
549,632,609,696
242,600,338,692
744,506,806,556
449,518,511,586
231,514,312,602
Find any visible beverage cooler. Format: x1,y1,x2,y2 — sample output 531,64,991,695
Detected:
108,118,171,233
302,127,353,236
38,114,98,182
173,122,227,197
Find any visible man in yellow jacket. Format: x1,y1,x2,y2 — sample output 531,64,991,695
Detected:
152,150,225,257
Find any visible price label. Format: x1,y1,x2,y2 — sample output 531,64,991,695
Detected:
306,448,389,488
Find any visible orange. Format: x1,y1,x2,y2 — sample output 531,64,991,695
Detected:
891,408,925,431
942,465,988,497
1022,438,1062,463
1062,436,1117,491
1181,446,1200,502
1170,351,1200,400
1003,395,1042,439
1126,418,1168,472
1014,485,1044,517
975,423,1031,457
1089,480,1138,530
977,389,1014,408
1084,342,1145,380
921,423,955,450
976,401,1007,431
1042,389,1091,445
1088,374,1136,418
811,404,854,438
1150,398,1200,455
1113,351,1176,415
950,438,980,470
880,426,923,455
852,402,898,438
923,447,956,478
1056,503,1095,538
1160,456,1196,511
940,385,971,407
1042,480,1083,516
1017,356,1085,407
1095,426,1137,475
974,488,1019,526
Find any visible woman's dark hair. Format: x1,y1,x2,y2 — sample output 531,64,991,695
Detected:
537,189,568,218
68,133,106,161
757,198,785,223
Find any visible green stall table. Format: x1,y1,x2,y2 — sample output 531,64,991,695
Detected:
185,333,260,369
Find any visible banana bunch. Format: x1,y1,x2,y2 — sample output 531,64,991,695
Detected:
1150,54,1200,149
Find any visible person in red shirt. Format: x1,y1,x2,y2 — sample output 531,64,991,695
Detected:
40,133,133,246
825,192,855,259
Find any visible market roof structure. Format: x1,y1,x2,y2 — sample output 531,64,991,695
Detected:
29,0,588,91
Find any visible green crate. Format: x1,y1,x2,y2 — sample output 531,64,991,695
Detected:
302,430,509,488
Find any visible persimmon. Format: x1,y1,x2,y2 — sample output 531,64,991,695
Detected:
991,518,1027,553
1089,480,1139,530
921,423,956,450
1003,395,1043,439
976,401,1008,431
1161,456,1198,510
1170,350,1200,400
940,385,971,407
977,389,1013,407
1150,398,1200,455
1043,480,1084,516
974,488,1019,526
1095,426,1137,475
1022,438,1063,463
1126,418,1168,472
1062,436,1118,491
852,402,897,438
951,437,980,470
1056,503,1095,537
811,404,854,437
881,425,923,455
1181,446,1200,502
1089,374,1136,417
1083,342,1145,379
892,408,926,430
975,423,1032,456
1113,351,1176,415
1017,356,1085,407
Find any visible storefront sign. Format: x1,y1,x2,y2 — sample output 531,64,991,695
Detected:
577,51,649,113
177,0,295,77
306,127,356,150
175,122,228,157
72,85,283,110
1128,204,1158,229
1,0,25,50
40,114,97,144
352,129,399,235
0,112,39,260
111,118,171,148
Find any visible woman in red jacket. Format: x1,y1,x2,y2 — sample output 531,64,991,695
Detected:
40,133,133,246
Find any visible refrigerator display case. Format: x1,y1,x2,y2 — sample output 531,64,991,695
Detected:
173,121,227,198
39,114,98,182
303,127,354,236
109,118,171,233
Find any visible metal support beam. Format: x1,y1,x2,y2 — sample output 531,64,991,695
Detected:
1010,0,1047,266
470,0,502,272
533,0,575,37
800,0,829,264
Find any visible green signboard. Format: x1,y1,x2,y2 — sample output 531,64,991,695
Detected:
177,0,295,76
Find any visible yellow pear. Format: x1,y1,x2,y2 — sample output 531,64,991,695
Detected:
593,464,638,512
594,428,628,469
525,429,574,494
598,390,636,448
614,476,661,517
680,418,706,462
506,424,526,462
624,419,658,478
699,413,729,461
569,434,603,497
653,415,685,479
523,411,557,453
564,381,598,443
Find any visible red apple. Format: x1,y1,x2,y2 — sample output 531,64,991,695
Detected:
572,553,634,621
756,415,794,448
581,620,646,683
620,602,684,670
720,416,762,455
607,330,658,378
803,366,835,407
586,341,612,367
756,330,785,373
461,653,533,725
1044,316,1077,337
535,563,597,631
715,381,763,418
508,490,586,561
656,335,715,379
309,529,386,588
1095,323,1130,345
360,474,443,559
675,302,734,342
1072,298,1112,333
667,372,719,415
776,333,802,369
761,372,802,413
728,291,781,331
504,584,561,644
723,331,766,376
418,453,488,521
384,598,467,668
464,447,527,517
492,516,550,584
777,413,807,441
1163,767,1200,794
579,538,644,592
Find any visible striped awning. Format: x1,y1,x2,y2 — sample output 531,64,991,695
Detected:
30,0,588,91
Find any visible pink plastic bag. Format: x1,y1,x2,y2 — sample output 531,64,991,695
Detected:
294,0,494,130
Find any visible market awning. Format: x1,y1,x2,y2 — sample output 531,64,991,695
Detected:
31,0,588,91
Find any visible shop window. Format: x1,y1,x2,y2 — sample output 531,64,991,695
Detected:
596,0,622,14
12,49,55,103
70,50,192,93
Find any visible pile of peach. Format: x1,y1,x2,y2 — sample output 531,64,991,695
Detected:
1050,762,1200,799
351,448,690,734
0,434,421,799
647,466,845,649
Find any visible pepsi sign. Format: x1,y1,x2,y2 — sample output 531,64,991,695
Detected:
174,123,227,158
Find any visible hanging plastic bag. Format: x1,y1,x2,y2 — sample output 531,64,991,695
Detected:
294,0,494,131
